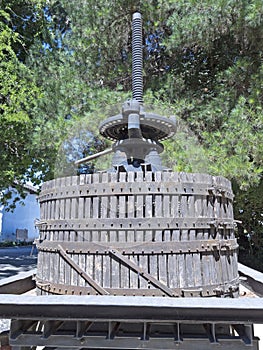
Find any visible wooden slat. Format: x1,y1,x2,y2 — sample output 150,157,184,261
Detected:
53,185,58,221
135,172,144,243
60,177,66,221
179,173,188,219
51,248,57,286
192,252,202,287
78,251,86,288
103,253,111,288
106,173,119,288
85,255,93,288
94,254,103,288
84,175,92,219
144,172,153,243
78,175,85,224
101,173,109,243
44,251,49,284
149,254,158,283
128,257,139,289
154,172,163,242
185,253,194,287
137,254,147,289
92,173,100,242
65,177,71,220
59,252,65,285
201,253,211,287
180,229,188,241
178,253,186,288
37,251,44,285
71,253,79,287
158,254,167,287
194,173,204,220
110,258,120,289
101,173,109,219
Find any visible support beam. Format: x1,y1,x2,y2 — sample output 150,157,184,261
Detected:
0,295,262,323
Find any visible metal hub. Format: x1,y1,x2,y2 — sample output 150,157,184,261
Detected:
99,108,176,142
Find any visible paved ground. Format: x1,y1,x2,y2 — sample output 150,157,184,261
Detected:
0,246,37,280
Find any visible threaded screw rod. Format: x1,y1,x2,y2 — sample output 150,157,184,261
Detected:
132,12,143,103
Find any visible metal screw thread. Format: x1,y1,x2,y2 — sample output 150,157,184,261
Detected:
132,12,143,103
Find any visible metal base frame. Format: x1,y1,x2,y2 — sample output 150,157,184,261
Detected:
9,319,259,350
0,295,261,350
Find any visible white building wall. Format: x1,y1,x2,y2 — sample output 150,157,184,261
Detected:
0,190,40,241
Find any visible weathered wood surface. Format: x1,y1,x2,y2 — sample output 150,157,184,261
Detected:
36,171,239,297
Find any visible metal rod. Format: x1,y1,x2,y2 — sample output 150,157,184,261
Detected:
74,148,113,165
132,12,143,103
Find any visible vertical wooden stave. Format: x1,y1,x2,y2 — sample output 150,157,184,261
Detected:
78,174,85,240
144,172,153,242
91,173,100,242
135,171,144,243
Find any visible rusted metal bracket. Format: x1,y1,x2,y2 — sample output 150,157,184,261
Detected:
109,248,178,297
57,244,109,295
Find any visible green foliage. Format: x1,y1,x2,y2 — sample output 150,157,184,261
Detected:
0,9,42,197
1,0,47,62
234,179,263,271
155,0,263,189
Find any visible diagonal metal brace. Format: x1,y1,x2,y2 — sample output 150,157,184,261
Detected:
57,244,109,295
109,249,178,297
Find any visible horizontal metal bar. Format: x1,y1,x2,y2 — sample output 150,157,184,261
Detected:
36,239,238,255
36,217,235,231
74,148,113,165
35,277,239,298
38,181,233,201
0,295,263,323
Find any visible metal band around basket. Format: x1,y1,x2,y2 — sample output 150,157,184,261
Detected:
36,239,238,255
38,182,233,201
35,277,239,298
36,218,235,231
